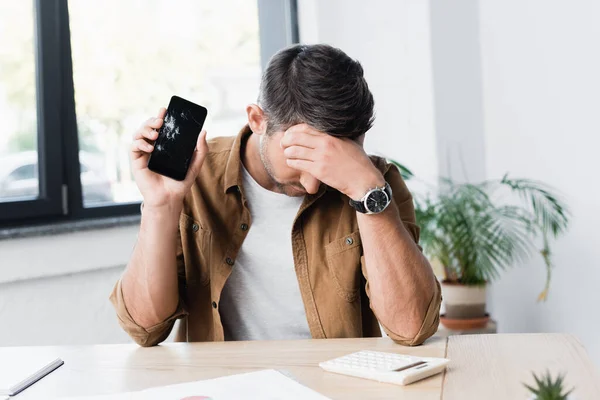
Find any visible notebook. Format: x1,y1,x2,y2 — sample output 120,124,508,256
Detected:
0,356,63,396
51,369,330,400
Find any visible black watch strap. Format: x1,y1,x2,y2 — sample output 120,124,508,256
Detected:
349,182,392,214
349,197,368,213
383,182,392,204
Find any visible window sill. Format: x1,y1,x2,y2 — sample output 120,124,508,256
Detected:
0,215,140,241
0,216,140,284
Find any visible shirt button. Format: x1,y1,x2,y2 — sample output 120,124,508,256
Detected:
212,301,217,309
225,257,234,266
192,223,199,232
240,223,248,231
346,237,354,245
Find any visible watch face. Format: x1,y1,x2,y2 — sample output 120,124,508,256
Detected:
365,189,389,213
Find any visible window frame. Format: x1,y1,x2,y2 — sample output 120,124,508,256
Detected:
0,0,299,227
0,0,64,224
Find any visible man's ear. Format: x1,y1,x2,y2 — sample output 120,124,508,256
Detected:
246,104,267,136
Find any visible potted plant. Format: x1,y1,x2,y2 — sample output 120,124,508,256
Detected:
389,161,570,330
525,371,574,400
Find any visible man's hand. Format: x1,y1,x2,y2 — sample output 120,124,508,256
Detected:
280,124,384,200
131,107,208,210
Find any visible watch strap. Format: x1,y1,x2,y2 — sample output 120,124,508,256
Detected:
383,182,392,201
349,197,367,213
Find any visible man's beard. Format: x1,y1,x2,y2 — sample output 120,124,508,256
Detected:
259,135,306,197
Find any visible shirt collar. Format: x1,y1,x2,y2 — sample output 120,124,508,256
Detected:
223,125,252,194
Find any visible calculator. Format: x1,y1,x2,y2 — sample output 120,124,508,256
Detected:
319,350,449,385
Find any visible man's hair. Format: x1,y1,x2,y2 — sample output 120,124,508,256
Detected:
258,44,375,139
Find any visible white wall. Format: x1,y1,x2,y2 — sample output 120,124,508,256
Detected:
429,0,486,182
298,0,439,181
0,266,130,346
0,227,139,345
479,1,600,363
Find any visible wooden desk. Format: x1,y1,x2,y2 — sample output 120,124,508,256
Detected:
2,334,598,399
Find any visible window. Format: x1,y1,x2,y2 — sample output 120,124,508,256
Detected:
0,2,39,202
0,0,298,226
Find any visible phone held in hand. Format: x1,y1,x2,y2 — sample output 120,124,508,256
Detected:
147,96,208,181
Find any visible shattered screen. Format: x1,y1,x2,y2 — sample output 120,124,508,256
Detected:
148,96,207,180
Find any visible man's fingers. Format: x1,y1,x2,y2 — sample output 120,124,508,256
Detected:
283,145,315,161
286,158,315,174
148,117,164,129
130,108,165,164
185,130,208,181
133,126,159,141
280,128,321,149
134,118,163,139
145,109,166,130
195,129,208,154
285,123,323,136
131,139,154,154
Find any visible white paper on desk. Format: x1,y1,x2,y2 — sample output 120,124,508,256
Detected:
53,369,330,400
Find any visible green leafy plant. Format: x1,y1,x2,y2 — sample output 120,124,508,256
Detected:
524,371,573,400
388,160,570,300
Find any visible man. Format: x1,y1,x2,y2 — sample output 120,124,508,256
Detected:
111,44,441,347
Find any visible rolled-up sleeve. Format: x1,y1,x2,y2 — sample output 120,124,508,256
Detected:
380,279,442,346
109,278,188,347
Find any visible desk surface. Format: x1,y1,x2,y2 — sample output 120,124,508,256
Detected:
2,334,599,400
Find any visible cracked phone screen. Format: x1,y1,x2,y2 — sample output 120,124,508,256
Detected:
148,96,207,180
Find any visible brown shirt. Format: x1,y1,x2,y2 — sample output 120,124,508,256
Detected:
110,126,441,347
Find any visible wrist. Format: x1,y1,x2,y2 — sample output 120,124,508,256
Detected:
140,206,182,238
346,171,386,200
141,201,183,220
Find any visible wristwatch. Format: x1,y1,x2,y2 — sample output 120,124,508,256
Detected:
349,182,393,214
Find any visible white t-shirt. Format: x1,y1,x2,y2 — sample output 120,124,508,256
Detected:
219,165,312,341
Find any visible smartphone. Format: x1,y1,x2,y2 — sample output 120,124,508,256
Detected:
147,96,208,181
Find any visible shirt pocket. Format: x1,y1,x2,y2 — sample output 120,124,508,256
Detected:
179,213,211,286
324,230,362,303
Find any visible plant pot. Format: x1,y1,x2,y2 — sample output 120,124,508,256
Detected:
440,281,488,330
440,314,490,330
